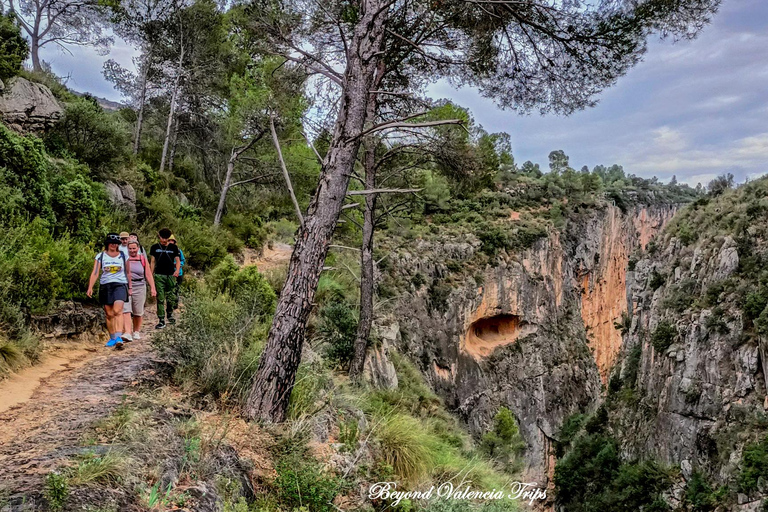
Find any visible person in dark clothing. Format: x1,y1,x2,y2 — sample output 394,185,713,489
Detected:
168,235,185,318
149,228,181,329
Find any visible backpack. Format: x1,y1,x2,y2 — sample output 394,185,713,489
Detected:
98,251,127,267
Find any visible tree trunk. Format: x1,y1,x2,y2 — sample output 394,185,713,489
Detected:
349,142,378,381
133,53,150,155
244,0,388,423
168,113,180,172
270,115,304,227
160,46,183,173
30,38,41,72
159,75,179,173
214,149,237,227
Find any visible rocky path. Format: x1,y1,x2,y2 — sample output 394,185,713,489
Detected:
0,244,295,508
0,338,155,503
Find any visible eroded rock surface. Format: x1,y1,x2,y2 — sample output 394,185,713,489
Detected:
0,77,62,132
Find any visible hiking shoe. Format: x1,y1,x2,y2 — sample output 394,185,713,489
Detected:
168,316,176,325
115,337,124,350
105,337,118,348
133,332,142,341
123,334,133,342
155,321,166,329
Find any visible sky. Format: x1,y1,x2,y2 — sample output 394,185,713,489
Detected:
39,0,768,186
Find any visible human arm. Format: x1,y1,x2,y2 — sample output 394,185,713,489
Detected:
145,259,157,297
125,259,133,295
86,259,100,298
173,256,180,277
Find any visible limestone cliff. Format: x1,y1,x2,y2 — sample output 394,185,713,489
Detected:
382,202,675,488
607,179,768,509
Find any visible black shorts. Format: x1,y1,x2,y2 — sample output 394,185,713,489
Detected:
99,282,128,306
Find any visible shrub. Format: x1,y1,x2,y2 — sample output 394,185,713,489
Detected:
480,407,526,472
0,14,28,81
662,279,697,313
317,302,358,369
273,446,343,512
651,321,677,353
44,472,69,511
555,433,672,512
739,436,768,493
287,361,332,419
221,213,268,249
0,124,53,222
649,270,666,291
684,471,720,511
46,97,130,173
153,267,276,401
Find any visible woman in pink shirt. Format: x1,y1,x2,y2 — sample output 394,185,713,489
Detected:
122,241,157,341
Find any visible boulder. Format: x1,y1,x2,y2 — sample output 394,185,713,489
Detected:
104,180,137,215
0,77,63,132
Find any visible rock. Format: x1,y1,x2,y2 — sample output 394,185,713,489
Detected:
188,483,223,512
0,78,4,93
680,459,693,479
104,180,137,215
363,319,399,389
0,77,62,132
29,301,104,341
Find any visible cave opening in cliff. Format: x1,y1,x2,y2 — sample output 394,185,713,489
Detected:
463,314,535,359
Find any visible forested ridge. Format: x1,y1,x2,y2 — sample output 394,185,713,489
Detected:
0,0,740,510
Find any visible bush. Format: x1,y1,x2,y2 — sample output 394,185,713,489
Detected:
45,97,130,173
0,14,28,81
739,436,768,493
317,302,358,370
651,321,677,352
273,445,343,512
555,433,672,512
0,219,93,320
221,213,268,249
480,407,526,472
0,124,53,222
154,267,276,401
649,270,666,291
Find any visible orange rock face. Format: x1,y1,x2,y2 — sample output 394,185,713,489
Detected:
580,206,674,382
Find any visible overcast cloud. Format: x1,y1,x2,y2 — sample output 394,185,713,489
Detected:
40,0,768,186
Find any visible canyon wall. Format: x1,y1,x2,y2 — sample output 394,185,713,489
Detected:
385,203,675,487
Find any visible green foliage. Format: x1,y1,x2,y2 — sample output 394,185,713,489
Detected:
44,472,69,511
273,444,343,512
651,321,677,352
555,433,672,512
154,265,276,401
684,471,723,511
0,124,53,222
739,436,768,493
662,278,698,313
0,14,28,81
649,270,666,291
68,451,128,486
0,219,93,324
46,97,130,173
221,213,268,249
287,361,331,419
317,302,358,370
374,413,438,484
480,407,526,472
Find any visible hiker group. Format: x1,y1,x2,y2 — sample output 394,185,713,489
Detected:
86,228,186,349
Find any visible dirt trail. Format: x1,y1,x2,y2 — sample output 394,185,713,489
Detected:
0,336,154,499
240,242,293,271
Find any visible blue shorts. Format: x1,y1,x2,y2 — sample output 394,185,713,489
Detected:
99,282,128,306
